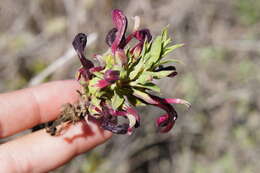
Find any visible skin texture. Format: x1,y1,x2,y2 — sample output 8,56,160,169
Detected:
0,80,112,173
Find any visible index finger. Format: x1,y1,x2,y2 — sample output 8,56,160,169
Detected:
0,80,81,138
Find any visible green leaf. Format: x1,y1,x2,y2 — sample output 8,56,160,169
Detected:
119,68,128,80
149,70,174,79
111,89,125,110
88,77,100,94
141,41,152,58
126,95,146,106
144,36,162,69
95,90,107,98
154,59,182,68
129,58,144,80
132,89,157,104
162,43,184,57
104,54,115,68
161,26,169,42
92,71,103,78
91,96,101,109
130,71,153,85
161,26,172,48
134,82,161,93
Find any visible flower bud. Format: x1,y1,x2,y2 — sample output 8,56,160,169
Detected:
104,70,120,83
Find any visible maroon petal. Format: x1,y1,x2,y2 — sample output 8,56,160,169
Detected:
134,93,178,132
156,114,175,133
94,70,120,89
125,28,152,45
108,109,127,116
95,79,111,89
132,90,177,132
133,29,152,42
149,95,178,132
129,29,152,57
89,66,104,73
149,95,178,116
111,9,128,53
168,71,178,77
163,98,191,108
104,70,120,83
130,42,143,57
77,67,91,81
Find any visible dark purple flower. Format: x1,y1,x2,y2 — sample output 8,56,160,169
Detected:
134,29,152,42
92,101,141,135
104,70,120,83
77,67,90,81
89,66,104,73
96,102,130,134
127,29,152,57
110,9,128,54
72,33,94,69
72,33,94,81
106,9,152,57
110,106,141,135
95,70,120,89
132,91,190,133
101,120,129,134
105,28,118,47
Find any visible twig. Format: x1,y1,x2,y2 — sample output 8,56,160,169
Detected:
28,33,98,86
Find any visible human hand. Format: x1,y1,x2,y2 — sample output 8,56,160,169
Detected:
0,80,112,172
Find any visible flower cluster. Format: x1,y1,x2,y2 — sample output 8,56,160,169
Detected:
47,9,190,135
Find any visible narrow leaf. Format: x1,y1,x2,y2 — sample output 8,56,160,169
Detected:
147,71,174,79
145,36,162,69
126,95,146,106
132,89,157,104
162,43,184,57
134,82,161,93
129,58,144,80
111,90,125,109
130,71,153,85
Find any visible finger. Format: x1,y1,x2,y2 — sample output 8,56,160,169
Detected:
0,120,112,173
0,80,81,138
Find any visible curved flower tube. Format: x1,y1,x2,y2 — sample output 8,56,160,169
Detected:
95,70,120,89
72,33,94,81
110,9,128,54
106,10,152,58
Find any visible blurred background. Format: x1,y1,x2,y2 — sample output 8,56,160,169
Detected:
1,0,260,172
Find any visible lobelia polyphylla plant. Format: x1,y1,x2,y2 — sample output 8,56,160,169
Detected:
46,9,190,136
